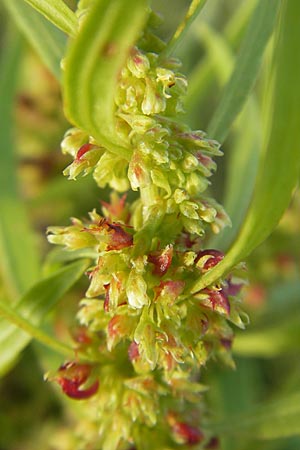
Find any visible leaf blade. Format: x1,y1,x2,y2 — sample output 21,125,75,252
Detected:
3,0,66,80
192,0,300,293
207,0,280,143
24,0,78,36
63,0,149,159
0,30,40,298
0,259,89,376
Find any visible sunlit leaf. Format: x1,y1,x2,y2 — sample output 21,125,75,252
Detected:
207,0,280,143
162,0,207,58
3,0,66,80
192,0,300,293
64,0,148,160
24,0,78,37
0,30,40,298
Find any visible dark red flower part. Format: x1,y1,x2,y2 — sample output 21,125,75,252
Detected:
128,341,140,362
154,280,185,300
172,422,204,446
148,245,173,276
76,143,97,161
101,194,128,222
224,278,243,296
72,326,92,345
58,378,99,400
202,288,230,315
196,249,224,271
56,362,99,400
220,338,232,350
106,222,133,251
103,284,110,312
205,437,220,449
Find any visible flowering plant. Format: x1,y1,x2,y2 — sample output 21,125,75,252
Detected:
0,1,300,449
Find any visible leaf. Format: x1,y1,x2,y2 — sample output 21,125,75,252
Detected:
211,390,300,440
3,0,66,80
207,0,280,143
209,97,261,251
162,0,207,58
63,0,148,160
184,0,257,115
0,259,89,376
191,0,300,293
0,30,40,298
0,301,73,359
24,0,78,37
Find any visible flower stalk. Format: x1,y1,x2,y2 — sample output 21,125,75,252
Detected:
46,5,246,449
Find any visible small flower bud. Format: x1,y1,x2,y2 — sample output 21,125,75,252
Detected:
126,270,150,309
54,361,99,400
199,288,230,315
170,418,204,446
148,245,173,276
196,249,224,271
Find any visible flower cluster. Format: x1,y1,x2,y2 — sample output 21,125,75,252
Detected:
47,8,246,450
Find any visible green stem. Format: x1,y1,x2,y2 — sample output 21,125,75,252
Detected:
161,0,207,58
0,301,73,358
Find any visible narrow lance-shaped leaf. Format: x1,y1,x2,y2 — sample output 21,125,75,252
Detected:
24,0,78,37
161,0,207,58
207,0,280,143
3,0,66,81
185,0,258,115
0,30,40,298
0,259,90,377
64,0,149,160
192,0,300,293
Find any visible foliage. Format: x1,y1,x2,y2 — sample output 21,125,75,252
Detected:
0,0,300,449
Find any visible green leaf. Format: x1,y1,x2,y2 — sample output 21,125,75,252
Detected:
192,0,300,293
209,97,261,251
24,0,78,36
207,0,280,143
64,0,149,160
211,391,300,440
0,30,40,298
184,0,257,116
0,301,73,359
162,0,207,58
3,0,66,80
0,259,89,376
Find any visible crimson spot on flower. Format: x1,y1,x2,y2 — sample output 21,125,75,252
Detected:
106,222,133,251
201,288,230,315
196,249,224,271
128,341,140,362
148,245,173,276
55,362,99,400
171,420,204,446
75,143,97,161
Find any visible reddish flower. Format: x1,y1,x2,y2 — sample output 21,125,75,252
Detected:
148,245,173,276
101,194,129,222
75,143,97,161
205,437,220,449
196,249,224,271
105,222,133,251
201,289,230,315
172,421,204,446
103,283,110,312
55,362,99,400
154,280,185,301
128,341,140,362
